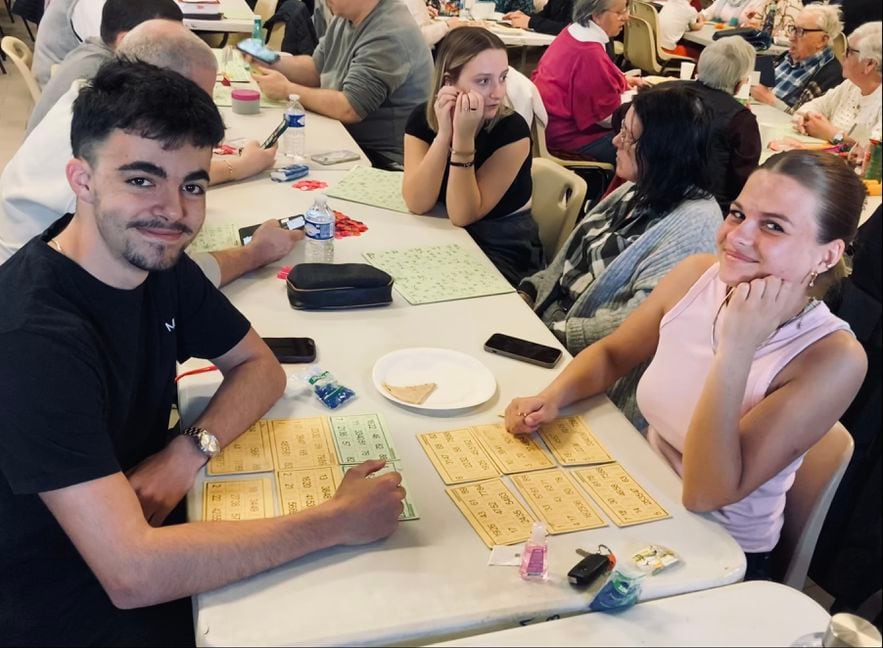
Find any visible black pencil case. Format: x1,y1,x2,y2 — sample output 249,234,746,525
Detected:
286,263,393,309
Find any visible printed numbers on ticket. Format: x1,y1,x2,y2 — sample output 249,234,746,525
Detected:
511,468,607,534
277,467,342,516
447,478,535,547
203,478,274,522
538,416,613,466
342,462,419,520
572,463,671,527
471,423,554,474
269,417,337,470
329,413,398,464
417,428,501,484
207,420,274,476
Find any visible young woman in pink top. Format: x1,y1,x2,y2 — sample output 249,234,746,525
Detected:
505,151,868,579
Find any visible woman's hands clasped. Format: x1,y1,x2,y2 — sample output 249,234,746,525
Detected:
434,87,485,147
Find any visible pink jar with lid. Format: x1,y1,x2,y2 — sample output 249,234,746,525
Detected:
231,89,261,114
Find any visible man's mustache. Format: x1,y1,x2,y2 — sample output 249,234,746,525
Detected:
128,220,193,235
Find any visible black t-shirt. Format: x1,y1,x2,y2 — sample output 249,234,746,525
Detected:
404,104,532,221
0,215,250,646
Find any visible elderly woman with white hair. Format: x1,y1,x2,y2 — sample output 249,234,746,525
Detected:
751,3,844,110
531,0,641,163
793,21,882,147
690,36,762,212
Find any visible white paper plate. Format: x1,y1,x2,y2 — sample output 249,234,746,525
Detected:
372,348,496,411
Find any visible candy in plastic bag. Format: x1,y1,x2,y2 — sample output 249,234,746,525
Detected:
303,367,356,409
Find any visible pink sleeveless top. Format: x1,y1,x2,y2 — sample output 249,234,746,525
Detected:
636,263,852,553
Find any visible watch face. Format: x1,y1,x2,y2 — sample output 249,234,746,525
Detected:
198,432,221,457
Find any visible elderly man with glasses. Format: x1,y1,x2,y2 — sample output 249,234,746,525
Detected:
751,3,844,111
792,21,882,147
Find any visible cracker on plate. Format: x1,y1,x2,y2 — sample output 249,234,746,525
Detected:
383,382,437,405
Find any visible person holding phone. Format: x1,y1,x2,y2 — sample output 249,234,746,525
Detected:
506,151,868,581
249,0,433,169
402,27,543,286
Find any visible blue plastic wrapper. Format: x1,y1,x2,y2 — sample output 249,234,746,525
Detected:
304,367,356,409
588,562,647,611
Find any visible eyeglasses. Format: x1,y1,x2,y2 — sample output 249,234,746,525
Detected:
784,25,825,38
618,123,639,147
845,46,861,57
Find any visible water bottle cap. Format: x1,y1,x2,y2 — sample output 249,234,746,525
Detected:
288,94,300,101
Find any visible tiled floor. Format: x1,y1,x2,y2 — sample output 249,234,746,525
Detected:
0,5,845,620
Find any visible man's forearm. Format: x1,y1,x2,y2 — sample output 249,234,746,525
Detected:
293,85,363,124
119,503,342,608
275,54,321,86
190,352,286,449
208,246,267,287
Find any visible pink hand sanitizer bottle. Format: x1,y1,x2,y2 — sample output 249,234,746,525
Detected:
520,522,548,581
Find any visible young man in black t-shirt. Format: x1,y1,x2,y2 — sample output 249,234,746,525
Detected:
0,60,406,646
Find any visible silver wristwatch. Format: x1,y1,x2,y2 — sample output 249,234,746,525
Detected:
182,426,220,459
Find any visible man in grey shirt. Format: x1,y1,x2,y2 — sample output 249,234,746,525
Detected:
28,0,183,134
252,0,433,167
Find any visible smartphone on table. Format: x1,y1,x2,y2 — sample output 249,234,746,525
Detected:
262,119,288,149
262,337,316,363
484,333,562,368
235,38,281,65
238,214,305,245
311,150,361,165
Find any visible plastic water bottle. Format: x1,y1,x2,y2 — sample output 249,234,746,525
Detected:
304,194,335,263
283,94,306,161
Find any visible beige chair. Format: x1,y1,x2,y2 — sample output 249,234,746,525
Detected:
267,21,286,51
832,32,847,63
772,422,854,590
1,36,41,105
531,158,588,259
634,1,695,68
623,16,689,76
531,118,614,175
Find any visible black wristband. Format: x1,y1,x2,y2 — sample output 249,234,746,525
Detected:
449,160,474,168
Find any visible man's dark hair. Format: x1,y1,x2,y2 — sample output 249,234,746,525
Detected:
630,83,714,215
71,59,225,163
100,0,184,47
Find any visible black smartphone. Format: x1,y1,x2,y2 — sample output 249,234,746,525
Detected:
238,214,305,245
263,337,316,363
262,119,288,149
235,37,281,65
484,333,562,368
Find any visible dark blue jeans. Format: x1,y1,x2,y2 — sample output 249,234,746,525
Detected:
576,132,617,165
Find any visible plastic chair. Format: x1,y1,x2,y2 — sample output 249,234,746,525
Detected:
531,158,588,259
1,36,41,105
772,422,854,590
635,1,695,67
623,16,689,76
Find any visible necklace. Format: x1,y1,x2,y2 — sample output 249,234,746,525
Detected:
710,287,820,354
49,238,64,255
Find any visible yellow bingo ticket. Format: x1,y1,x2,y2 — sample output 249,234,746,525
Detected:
269,417,337,470
203,478,274,522
471,423,554,474
417,428,500,484
277,467,342,516
207,420,273,476
538,416,613,466
511,468,607,534
573,463,671,527
446,478,535,547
